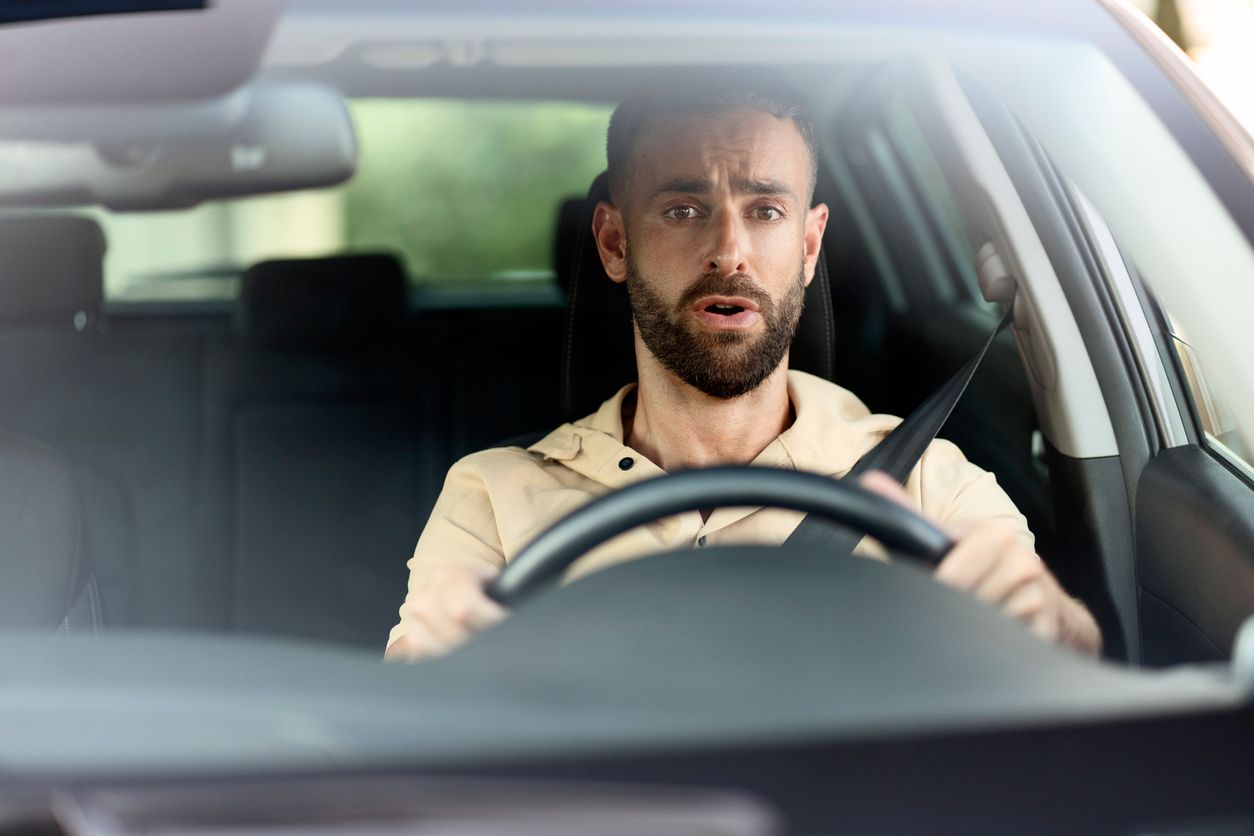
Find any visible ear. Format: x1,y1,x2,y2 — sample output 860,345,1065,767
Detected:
592,200,629,284
801,202,829,287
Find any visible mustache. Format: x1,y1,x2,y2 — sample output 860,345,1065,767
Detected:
675,272,772,311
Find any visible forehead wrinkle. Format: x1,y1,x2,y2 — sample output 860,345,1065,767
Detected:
630,111,810,208
733,177,796,201
649,175,797,205
650,177,714,200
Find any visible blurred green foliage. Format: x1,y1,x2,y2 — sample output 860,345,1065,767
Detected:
341,99,612,283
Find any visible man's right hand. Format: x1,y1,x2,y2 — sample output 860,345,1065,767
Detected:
384,563,508,662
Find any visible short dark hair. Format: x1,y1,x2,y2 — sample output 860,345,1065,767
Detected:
606,67,818,207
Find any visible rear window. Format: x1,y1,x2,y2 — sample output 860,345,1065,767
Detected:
90,99,612,300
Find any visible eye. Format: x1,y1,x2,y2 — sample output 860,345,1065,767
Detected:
663,204,700,221
752,205,784,221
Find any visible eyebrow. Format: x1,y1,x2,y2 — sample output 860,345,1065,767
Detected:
650,177,797,202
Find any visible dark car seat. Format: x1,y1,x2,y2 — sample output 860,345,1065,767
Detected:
557,172,836,420
552,196,586,300
215,254,436,648
0,215,103,330
0,432,103,631
0,215,125,630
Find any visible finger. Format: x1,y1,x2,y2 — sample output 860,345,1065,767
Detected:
971,549,1044,605
934,523,1022,592
464,562,506,583
1001,580,1047,621
443,576,508,632
463,564,509,628
985,581,1061,644
406,568,507,641
390,617,450,662
859,471,973,540
858,470,913,510
403,563,508,652
406,597,469,648
466,595,508,632
1029,609,1061,643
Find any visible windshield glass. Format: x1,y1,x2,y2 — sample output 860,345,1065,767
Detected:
0,1,1252,781
58,100,612,301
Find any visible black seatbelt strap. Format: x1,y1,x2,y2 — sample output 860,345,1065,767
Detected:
785,303,1015,553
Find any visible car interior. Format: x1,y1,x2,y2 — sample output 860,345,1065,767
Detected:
1,4,1253,680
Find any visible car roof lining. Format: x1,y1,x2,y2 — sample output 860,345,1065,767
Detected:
0,0,283,105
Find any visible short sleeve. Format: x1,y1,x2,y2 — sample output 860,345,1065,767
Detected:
909,438,1035,551
385,454,509,651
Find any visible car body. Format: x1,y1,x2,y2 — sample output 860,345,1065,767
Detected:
0,1,1253,833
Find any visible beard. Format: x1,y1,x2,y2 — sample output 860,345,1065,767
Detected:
625,254,806,400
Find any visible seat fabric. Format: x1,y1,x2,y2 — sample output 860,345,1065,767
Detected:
218,254,435,648
0,432,102,631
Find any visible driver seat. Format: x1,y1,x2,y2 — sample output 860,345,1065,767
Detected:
559,173,836,420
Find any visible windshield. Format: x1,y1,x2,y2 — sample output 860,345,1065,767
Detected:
77,99,613,301
1,0,1252,787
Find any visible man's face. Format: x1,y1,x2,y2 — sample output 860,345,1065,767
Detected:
594,108,829,399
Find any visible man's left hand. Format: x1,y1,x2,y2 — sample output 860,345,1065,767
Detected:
860,471,1102,656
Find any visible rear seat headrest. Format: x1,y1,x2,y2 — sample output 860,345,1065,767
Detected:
238,254,408,351
0,215,105,326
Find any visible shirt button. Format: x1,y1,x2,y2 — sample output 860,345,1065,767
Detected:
697,535,707,547
618,457,634,471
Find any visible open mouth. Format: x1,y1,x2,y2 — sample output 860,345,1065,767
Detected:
690,295,761,329
693,295,759,315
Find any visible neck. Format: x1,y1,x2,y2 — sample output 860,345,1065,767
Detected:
625,341,794,472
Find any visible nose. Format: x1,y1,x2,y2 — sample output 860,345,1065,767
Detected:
703,209,748,277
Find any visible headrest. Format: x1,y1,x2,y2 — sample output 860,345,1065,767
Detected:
238,254,408,350
559,173,835,420
0,215,105,326
552,196,586,297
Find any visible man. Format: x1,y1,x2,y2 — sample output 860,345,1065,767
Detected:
386,71,1101,661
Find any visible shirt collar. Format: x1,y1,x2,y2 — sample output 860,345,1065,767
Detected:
527,370,898,486
528,383,666,488
772,370,898,477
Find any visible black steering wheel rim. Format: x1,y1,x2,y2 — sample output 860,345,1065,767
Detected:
485,466,954,606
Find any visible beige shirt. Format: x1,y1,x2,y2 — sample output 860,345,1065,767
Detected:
387,370,1032,649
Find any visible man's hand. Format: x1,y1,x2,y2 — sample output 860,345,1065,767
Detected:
384,563,508,662
860,471,1102,656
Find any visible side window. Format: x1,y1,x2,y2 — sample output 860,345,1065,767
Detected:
1167,316,1254,477
1068,181,1253,479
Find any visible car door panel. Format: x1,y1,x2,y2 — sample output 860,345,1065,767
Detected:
1136,444,1254,665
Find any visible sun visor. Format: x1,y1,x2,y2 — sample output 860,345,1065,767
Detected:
0,0,283,104
0,82,358,211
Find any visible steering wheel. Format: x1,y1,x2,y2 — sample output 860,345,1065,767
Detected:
484,466,954,606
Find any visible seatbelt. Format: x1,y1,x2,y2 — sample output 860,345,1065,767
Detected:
785,302,1015,553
